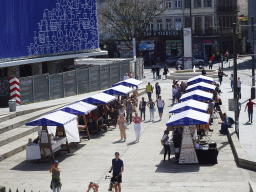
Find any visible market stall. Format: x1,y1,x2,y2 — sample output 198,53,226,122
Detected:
187,75,213,85
81,93,116,105
166,109,218,164
112,78,143,87
179,90,213,102
103,85,134,95
25,111,79,161
169,99,209,114
59,102,97,140
186,82,216,92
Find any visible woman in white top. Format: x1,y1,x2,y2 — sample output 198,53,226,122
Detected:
157,96,165,120
123,73,129,80
172,85,176,105
161,130,171,161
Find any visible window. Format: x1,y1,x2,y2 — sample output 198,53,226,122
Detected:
175,0,181,8
205,16,212,30
157,19,163,31
194,0,201,8
204,0,211,7
185,17,190,28
175,18,182,30
184,0,190,8
166,19,172,30
165,0,171,8
195,17,202,31
147,23,154,31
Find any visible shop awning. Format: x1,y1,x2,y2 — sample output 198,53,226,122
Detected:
166,109,210,126
81,93,116,105
187,75,213,85
186,82,216,92
112,78,143,87
179,90,213,102
25,111,77,126
60,102,97,115
169,99,209,114
103,85,134,95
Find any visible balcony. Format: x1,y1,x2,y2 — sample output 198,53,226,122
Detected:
217,5,238,13
192,29,218,36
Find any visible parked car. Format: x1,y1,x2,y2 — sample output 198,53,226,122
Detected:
176,58,204,65
166,56,181,65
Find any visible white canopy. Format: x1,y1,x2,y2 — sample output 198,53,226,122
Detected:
82,92,116,104
187,75,213,85
169,99,209,114
180,90,213,102
60,102,97,115
112,78,143,87
166,109,210,126
26,111,79,143
103,85,134,95
186,82,216,92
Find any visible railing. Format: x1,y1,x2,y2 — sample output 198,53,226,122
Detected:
216,5,238,12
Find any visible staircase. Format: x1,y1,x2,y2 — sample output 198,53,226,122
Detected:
167,69,218,80
0,104,67,161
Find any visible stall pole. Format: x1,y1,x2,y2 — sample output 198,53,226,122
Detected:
83,114,90,140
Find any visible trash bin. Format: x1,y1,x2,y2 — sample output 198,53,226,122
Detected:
8,100,16,112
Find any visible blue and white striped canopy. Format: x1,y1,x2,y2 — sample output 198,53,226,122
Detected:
186,82,215,92
60,102,97,115
103,85,133,95
81,93,116,105
169,99,208,114
179,90,213,102
187,75,213,85
112,78,143,87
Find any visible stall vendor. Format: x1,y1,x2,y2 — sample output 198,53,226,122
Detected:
55,126,65,138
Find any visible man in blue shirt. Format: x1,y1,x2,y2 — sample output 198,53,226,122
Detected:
109,152,124,192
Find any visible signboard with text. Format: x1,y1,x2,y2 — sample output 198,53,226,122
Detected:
184,28,192,58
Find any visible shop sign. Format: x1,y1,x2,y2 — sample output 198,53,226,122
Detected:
203,40,211,43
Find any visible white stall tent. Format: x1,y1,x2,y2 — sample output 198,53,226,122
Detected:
186,82,216,92
187,75,213,85
112,78,143,87
169,99,209,114
166,109,210,126
103,85,134,95
179,90,213,102
60,101,97,115
82,93,116,104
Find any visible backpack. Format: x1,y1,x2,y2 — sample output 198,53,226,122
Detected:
229,117,235,125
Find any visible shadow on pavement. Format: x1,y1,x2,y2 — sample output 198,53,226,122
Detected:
218,141,229,151
127,141,137,146
243,122,251,125
11,144,86,171
112,140,123,144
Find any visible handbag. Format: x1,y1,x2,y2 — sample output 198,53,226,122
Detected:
124,123,127,129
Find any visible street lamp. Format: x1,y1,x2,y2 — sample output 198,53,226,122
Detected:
251,16,255,99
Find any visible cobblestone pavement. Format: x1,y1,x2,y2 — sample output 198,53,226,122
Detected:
0,65,254,192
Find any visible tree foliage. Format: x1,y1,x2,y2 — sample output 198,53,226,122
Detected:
98,0,165,49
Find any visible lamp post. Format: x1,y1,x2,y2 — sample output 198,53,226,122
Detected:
233,22,239,134
251,16,255,99
220,17,223,69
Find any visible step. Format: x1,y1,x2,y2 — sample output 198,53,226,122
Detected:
0,132,38,161
0,104,66,134
0,113,16,123
0,125,40,147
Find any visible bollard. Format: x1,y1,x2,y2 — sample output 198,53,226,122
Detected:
8,100,16,112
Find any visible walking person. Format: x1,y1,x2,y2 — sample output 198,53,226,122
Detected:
156,63,160,79
172,85,176,105
147,98,155,121
237,77,242,99
201,67,206,76
126,99,133,124
163,65,169,79
133,112,142,142
155,82,161,100
225,50,229,62
123,73,129,80
209,55,214,69
109,152,124,192
157,96,165,120
50,160,61,192
146,82,153,101
151,65,156,79
139,97,146,121
218,68,227,85
244,99,256,123
161,130,171,161
230,74,234,91
117,113,127,141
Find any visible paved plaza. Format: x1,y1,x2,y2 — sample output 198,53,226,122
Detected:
1,60,256,191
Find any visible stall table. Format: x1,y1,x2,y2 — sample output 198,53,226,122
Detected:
195,148,218,164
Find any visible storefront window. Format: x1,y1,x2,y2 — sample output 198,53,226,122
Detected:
195,17,202,32
184,0,190,8
204,0,211,7
205,16,212,30
194,0,201,8
175,0,181,8
166,19,172,30
165,0,171,8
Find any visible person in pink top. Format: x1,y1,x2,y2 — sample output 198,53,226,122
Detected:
133,112,142,142
245,99,256,123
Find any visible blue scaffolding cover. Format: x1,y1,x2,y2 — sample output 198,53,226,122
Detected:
112,78,143,87
26,111,77,126
180,90,213,102
81,93,116,105
166,109,210,126
186,82,216,92
103,85,134,95
169,99,209,114
60,102,97,115
187,75,213,85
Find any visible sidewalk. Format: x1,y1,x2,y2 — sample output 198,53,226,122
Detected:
0,71,251,191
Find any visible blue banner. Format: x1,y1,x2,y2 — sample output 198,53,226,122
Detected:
0,0,99,60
